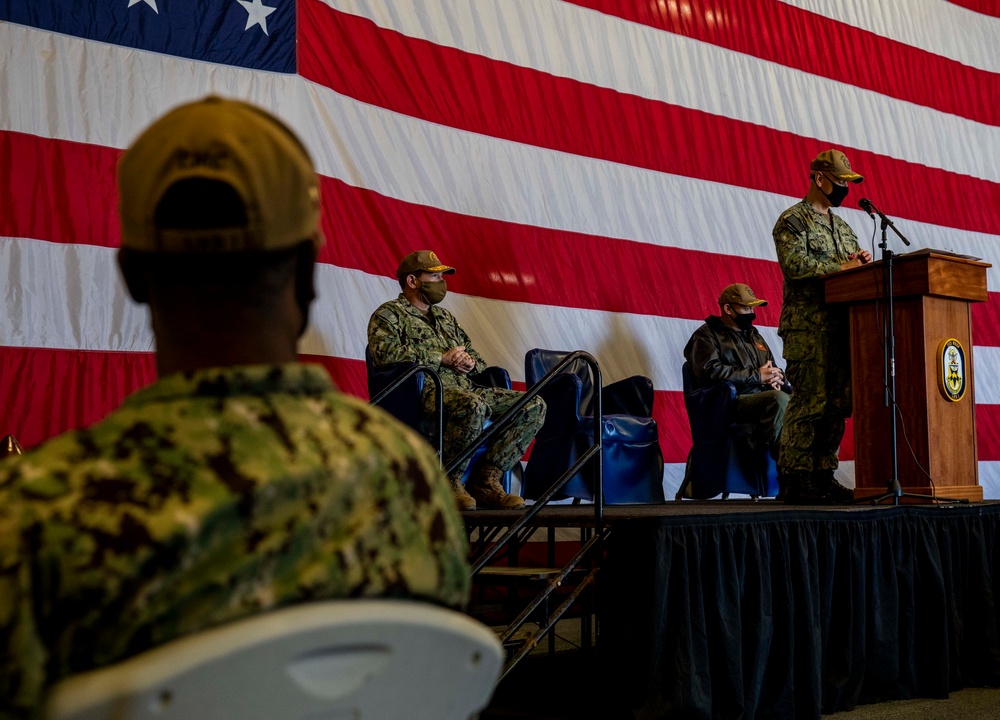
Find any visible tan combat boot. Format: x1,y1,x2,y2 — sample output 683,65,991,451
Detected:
449,475,477,511
467,465,525,510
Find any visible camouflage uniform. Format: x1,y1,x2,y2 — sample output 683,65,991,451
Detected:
773,199,861,476
368,295,545,481
0,364,469,719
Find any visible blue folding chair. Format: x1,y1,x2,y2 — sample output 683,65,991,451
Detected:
677,362,779,499
522,349,664,504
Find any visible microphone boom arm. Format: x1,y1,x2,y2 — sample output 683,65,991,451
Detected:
860,198,910,246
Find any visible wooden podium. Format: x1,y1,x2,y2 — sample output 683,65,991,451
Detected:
824,251,990,502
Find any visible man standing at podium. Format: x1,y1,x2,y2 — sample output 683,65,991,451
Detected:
773,150,872,504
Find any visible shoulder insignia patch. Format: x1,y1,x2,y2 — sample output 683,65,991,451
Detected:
376,307,399,325
785,215,808,235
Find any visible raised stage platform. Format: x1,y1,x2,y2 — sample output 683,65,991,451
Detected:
470,500,1000,719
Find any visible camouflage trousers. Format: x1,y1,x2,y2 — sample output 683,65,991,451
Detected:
778,327,852,475
423,386,546,481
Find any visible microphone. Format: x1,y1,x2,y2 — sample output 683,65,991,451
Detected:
858,197,910,246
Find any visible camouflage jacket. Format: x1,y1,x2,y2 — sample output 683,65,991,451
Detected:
368,295,486,390
0,364,470,719
772,199,861,335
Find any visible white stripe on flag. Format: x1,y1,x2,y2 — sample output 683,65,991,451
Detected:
0,236,702,387
972,346,1000,405
5,236,1000,397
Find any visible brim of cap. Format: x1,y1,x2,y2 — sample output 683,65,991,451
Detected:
833,172,864,184
746,299,768,307
427,265,456,274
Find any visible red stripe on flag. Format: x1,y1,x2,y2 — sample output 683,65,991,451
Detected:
977,404,1000,461
320,176,997,350
301,353,369,400
298,3,1000,239
567,0,1000,127
0,130,785,324
26,343,1000,466
0,346,156,450
0,131,121,248
0,344,865,462
944,0,1000,18
317,176,788,328
972,300,1000,345
6,130,1000,347
655,390,695,463
0,347,371,450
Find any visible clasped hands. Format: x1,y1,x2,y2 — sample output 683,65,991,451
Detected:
442,346,476,374
760,360,784,391
840,248,873,271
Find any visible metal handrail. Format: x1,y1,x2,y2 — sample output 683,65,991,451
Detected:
464,351,605,575
498,566,601,683
470,444,599,574
369,365,444,460
1,434,24,458
498,529,605,646
464,353,611,681
373,353,611,670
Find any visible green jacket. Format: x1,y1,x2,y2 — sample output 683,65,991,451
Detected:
684,315,778,394
773,199,861,337
0,364,469,718
368,295,486,389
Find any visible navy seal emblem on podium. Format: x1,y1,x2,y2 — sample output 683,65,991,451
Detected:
937,338,967,402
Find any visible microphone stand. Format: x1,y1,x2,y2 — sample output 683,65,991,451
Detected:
865,209,965,505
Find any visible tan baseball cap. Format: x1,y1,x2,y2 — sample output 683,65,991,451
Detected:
396,250,456,278
810,149,864,183
719,283,767,308
118,96,322,253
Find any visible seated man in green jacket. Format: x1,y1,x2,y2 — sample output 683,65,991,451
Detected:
684,283,790,463
368,251,546,511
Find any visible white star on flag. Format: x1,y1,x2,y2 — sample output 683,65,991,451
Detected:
127,0,158,13
237,0,277,36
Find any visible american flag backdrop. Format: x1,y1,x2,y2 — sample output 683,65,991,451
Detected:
1,0,999,499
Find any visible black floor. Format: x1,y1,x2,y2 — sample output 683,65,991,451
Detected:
482,650,615,720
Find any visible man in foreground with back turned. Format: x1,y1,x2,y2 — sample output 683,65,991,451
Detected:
0,97,469,718
773,149,872,504
684,283,790,463
368,251,546,511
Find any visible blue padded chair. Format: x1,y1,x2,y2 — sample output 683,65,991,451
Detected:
678,362,779,499
365,347,517,492
522,349,664,504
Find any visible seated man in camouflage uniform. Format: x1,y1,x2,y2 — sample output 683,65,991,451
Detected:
684,283,790,461
0,98,469,718
368,251,546,511
772,149,873,504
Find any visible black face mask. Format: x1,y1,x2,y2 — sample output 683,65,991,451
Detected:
731,311,756,331
821,177,849,207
